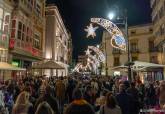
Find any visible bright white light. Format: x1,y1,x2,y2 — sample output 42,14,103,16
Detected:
108,12,115,20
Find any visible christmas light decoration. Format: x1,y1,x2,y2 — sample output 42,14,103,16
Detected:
85,49,91,55
84,23,98,38
88,46,105,63
89,18,126,50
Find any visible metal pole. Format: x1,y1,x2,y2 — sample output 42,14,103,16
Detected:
125,10,132,81
105,37,108,76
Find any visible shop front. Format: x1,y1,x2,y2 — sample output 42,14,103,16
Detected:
138,68,164,83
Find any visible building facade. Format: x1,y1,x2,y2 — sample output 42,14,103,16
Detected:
0,0,13,62
150,0,165,64
0,0,13,80
8,0,46,69
45,5,70,76
102,24,164,79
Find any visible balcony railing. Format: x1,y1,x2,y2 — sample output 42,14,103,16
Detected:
149,47,159,52
112,49,121,54
9,39,43,58
130,49,139,53
114,62,120,66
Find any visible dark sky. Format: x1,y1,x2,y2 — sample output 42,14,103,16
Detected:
47,0,152,61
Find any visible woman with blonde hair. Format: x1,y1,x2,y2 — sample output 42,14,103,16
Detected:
35,101,54,114
12,91,33,114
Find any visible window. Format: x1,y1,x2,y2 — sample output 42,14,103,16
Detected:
149,28,153,32
132,56,138,61
0,8,3,30
131,30,136,35
33,33,40,49
150,56,158,63
0,49,8,62
35,3,41,17
17,21,22,40
11,20,16,38
114,57,120,66
3,12,10,34
130,42,138,52
149,40,154,48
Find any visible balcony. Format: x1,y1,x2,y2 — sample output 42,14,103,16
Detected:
9,39,43,58
112,49,121,54
15,1,33,16
149,47,159,52
114,62,120,66
130,49,139,53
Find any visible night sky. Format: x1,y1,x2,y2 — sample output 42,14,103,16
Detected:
47,0,152,61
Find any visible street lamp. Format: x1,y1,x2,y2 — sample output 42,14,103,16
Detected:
108,12,115,20
108,9,132,81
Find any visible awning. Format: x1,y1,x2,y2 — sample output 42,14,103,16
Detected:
133,61,165,71
0,62,26,71
111,61,165,71
32,60,65,69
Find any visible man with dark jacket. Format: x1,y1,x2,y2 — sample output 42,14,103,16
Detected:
116,84,134,114
127,82,140,114
34,85,59,114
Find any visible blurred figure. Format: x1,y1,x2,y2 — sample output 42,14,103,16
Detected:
35,101,54,114
127,82,140,114
116,84,133,114
35,85,59,114
65,88,95,114
12,91,33,114
99,92,121,114
55,77,66,112
84,86,95,105
159,81,165,108
145,83,156,107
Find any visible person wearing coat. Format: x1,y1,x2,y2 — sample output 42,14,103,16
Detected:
116,84,134,114
100,92,121,114
35,85,59,114
12,91,33,114
65,88,95,114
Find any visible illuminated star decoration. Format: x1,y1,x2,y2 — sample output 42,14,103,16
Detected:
84,23,98,38
85,49,91,55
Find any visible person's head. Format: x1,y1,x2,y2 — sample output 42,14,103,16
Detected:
72,88,83,100
101,89,109,96
119,84,125,93
15,91,29,105
86,86,92,95
35,102,54,114
130,82,135,88
106,92,117,109
155,80,159,85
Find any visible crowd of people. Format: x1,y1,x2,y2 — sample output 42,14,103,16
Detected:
0,75,165,114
